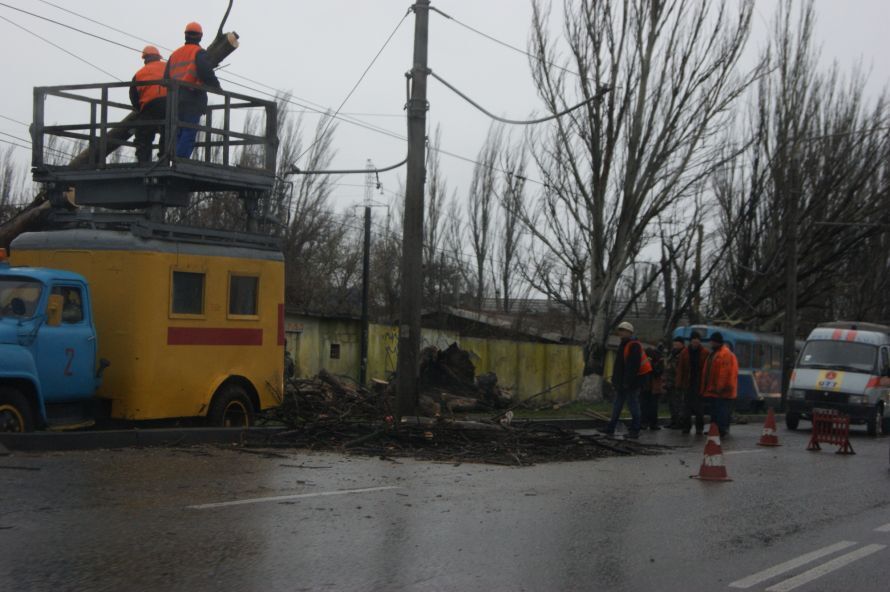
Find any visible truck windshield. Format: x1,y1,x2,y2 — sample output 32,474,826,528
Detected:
0,276,43,319
798,340,877,374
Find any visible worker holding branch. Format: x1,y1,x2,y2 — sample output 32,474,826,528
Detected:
164,22,221,158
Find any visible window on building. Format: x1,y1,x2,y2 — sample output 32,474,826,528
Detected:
330,343,341,360
52,285,84,323
172,271,205,315
229,275,259,316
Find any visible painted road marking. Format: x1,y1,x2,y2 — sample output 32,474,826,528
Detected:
875,523,890,532
765,544,886,592
724,449,767,456
728,541,857,589
187,486,401,510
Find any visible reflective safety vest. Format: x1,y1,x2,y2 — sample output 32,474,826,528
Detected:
167,44,202,85
624,340,653,375
134,60,168,110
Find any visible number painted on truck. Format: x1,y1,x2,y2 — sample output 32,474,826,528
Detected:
64,348,75,376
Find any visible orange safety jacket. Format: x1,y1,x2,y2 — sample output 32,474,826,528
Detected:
701,344,739,399
133,60,168,110
167,44,202,85
624,340,653,376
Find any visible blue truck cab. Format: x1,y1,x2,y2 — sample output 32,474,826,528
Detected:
0,250,105,431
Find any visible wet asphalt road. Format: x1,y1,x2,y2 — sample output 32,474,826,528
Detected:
2,423,890,592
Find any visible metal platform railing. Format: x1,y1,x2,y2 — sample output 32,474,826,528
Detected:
31,80,278,201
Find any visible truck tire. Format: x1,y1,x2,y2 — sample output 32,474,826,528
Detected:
867,404,882,437
0,387,35,432
882,414,890,436
207,383,255,428
785,412,800,431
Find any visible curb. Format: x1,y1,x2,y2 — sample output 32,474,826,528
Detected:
0,427,285,452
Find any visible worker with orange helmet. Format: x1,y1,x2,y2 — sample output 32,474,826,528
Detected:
130,45,168,163
164,22,221,158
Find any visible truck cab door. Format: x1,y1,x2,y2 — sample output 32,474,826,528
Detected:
35,283,96,402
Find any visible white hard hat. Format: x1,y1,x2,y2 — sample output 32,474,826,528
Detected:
617,321,635,333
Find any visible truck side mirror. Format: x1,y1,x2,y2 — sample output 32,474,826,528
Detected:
46,294,64,327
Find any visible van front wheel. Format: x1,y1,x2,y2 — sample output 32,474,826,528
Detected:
208,384,255,428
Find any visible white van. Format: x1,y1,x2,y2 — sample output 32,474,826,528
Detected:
787,322,890,436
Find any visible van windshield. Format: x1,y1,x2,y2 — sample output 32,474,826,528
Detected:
798,340,877,374
0,276,43,319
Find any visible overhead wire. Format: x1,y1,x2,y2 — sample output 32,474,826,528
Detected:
429,70,609,125
0,13,122,80
429,6,579,78
0,1,141,53
294,8,411,162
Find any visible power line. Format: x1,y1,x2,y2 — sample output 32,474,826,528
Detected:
294,9,411,162
430,69,609,125
429,6,580,78
0,114,28,127
35,0,165,50
0,13,121,80
0,1,141,54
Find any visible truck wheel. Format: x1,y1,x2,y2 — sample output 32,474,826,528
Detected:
208,384,255,428
0,387,35,433
882,413,890,436
867,404,882,437
785,412,800,430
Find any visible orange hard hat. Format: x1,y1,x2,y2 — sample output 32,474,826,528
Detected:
185,22,203,35
142,45,161,59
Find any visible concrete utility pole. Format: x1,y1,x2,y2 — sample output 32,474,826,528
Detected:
781,187,799,410
396,0,430,420
360,160,374,386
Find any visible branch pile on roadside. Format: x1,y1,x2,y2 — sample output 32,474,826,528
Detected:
244,419,668,466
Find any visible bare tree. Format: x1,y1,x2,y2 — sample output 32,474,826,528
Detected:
709,0,890,331
524,0,760,397
468,125,502,310
496,142,527,313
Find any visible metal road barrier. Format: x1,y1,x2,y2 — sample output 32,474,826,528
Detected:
807,408,855,455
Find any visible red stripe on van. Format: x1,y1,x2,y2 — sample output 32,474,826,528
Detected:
277,303,285,346
832,329,843,340
167,327,263,346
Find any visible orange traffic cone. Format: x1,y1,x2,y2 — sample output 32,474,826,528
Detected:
757,407,782,447
691,422,732,482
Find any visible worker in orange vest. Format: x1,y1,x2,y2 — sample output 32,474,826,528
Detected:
604,321,652,439
130,46,168,163
164,22,221,158
701,332,739,437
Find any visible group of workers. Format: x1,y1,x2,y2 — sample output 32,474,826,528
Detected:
606,323,739,439
129,22,220,162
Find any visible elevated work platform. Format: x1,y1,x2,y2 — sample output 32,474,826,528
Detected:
31,81,279,209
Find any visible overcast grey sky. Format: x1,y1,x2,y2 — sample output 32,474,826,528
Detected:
1,0,888,211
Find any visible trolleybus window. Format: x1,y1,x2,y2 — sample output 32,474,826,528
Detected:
172,271,205,315
735,342,752,367
229,275,259,316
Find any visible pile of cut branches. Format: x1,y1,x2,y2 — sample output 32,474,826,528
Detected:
244,419,667,466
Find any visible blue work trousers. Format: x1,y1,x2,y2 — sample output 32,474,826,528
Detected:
710,397,733,435
175,111,202,158
606,387,641,434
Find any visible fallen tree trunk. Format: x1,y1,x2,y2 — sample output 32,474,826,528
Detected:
0,193,50,250
66,32,240,168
